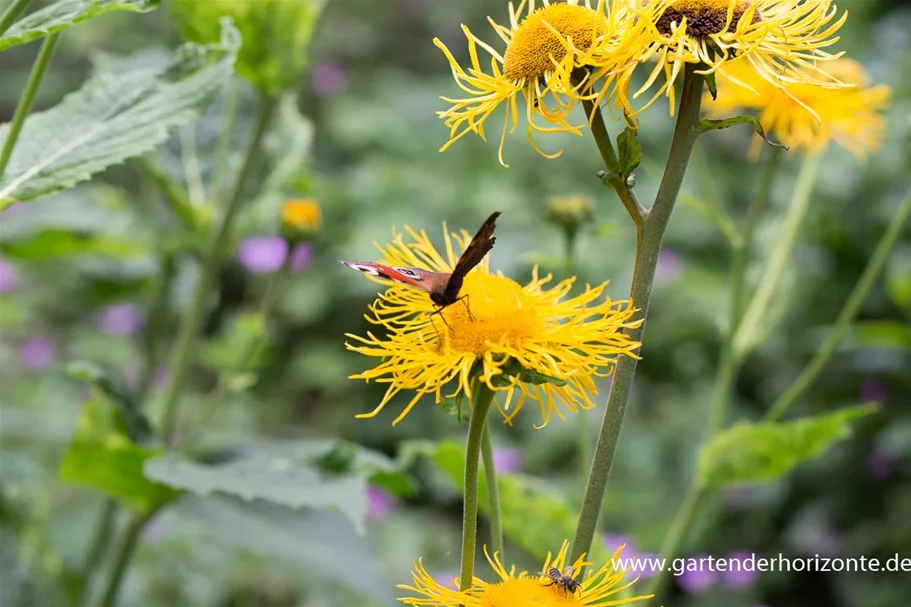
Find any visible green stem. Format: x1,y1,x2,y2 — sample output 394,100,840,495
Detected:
96,511,152,607
0,32,58,177
158,94,277,443
480,425,504,559
137,254,176,399
569,65,705,563
766,182,911,421
580,97,645,227
646,483,707,595
210,79,239,206
0,0,31,35
734,152,821,356
459,382,496,591
73,500,118,606
706,148,782,433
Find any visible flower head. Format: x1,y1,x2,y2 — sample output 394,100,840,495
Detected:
282,198,322,235
434,0,623,166
597,0,851,115
399,540,652,607
708,58,891,160
345,221,642,427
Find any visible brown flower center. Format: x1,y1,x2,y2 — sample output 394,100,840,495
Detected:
654,0,761,37
503,3,604,81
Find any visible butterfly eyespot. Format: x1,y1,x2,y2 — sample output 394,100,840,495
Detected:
394,267,423,280
346,263,382,276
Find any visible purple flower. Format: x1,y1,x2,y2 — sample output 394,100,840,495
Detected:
802,527,840,557
20,337,58,371
433,571,459,589
603,533,634,555
366,485,396,522
98,303,143,335
2,202,25,215
655,249,683,283
867,451,895,479
860,379,888,405
723,551,760,589
237,236,288,274
0,257,19,293
677,560,718,593
493,447,522,473
310,61,348,97
290,243,313,272
633,552,660,579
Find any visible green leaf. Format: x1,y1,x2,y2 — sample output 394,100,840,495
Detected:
697,115,786,150
0,229,147,260
698,405,878,488
170,497,394,603
409,439,609,564
615,126,642,184
58,395,179,512
62,361,151,443
145,450,369,533
0,21,239,208
0,0,160,51
171,0,327,96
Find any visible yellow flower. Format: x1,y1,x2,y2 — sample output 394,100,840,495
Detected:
281,198,322,232
399,540,652,607
434,0,625,167
708,58,892,160
596,0,850,116
345,222,642,426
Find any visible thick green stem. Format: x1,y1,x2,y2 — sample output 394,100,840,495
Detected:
569,66,705,563
459,382,496,591
480,425,504,559
96,511,152,607
0,0,31,35
0,33,58,177
707,148,782,433
158,94,277,443
138,254,176,399
74,500,118,606
734,152,821,356
766,182,911,421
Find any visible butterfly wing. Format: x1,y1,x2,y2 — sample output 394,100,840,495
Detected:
442,211,500,303
340,261,450,294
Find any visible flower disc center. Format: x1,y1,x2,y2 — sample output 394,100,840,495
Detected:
503,4,604,81
654,0,761,37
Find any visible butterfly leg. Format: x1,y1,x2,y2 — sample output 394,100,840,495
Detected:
455,294,474,321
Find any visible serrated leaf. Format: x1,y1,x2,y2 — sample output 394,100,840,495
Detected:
412,439,609,564
63,361,151,443
169,497,394,603
697,115,786,150
144,452,369,534
0,21,239,208
698,405,878,488
0,0,160,52
58,395,179,511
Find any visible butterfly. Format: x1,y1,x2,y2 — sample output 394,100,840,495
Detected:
341,211,501,314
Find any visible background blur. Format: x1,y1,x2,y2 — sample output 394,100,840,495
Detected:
1,0,909,606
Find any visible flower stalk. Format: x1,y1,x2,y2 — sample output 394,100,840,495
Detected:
570,64,706,564
158,93,277,443
97,509,154,607
460,381,496,591
767,181,911,421
480,425,504,559
0,33,58,177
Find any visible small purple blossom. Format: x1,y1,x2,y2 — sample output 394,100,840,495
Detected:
860,379,888,405
493,446,522,473
2,202,25,215
237,236,288,274
310,61,348,97
433,571,459,589
290,243,312,272
0,257,19,293
98,303,143,335
633,552,660,579
723,551,760,589
366,485,396,522
603,533,634,555
867,451,895,479
803,528,840,557
20,337,58,371
677,559,718,593
655,249,683,283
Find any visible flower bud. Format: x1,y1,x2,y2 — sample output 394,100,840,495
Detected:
281,198,321,241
